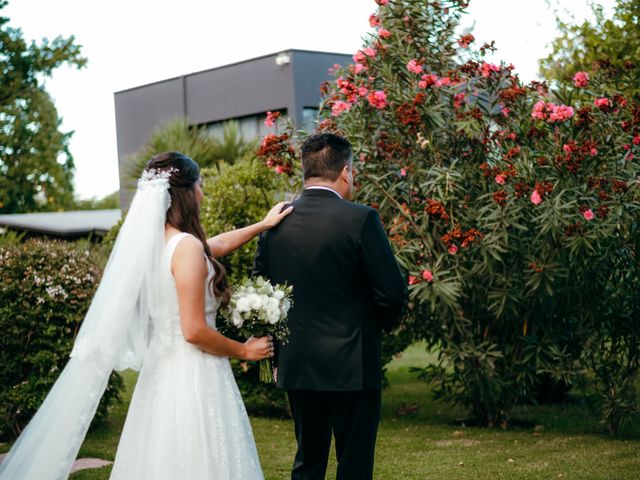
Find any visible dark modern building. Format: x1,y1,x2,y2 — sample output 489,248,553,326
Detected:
114,49,352,208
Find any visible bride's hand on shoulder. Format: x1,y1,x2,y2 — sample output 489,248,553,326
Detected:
261,202,293,230
242,335,274,361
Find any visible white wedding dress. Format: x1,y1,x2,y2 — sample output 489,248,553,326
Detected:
110,232,264,479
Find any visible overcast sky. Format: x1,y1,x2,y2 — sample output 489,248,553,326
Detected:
4,0,613,200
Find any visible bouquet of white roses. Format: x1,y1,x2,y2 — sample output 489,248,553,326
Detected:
222,276,292,382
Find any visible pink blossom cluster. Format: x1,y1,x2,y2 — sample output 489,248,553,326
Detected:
331,100,352,117
531,101,574,123
369,13,381,27
353,47,376,64
594,97,610,109
407,59,423,74
573,71,589,87
480,62,500,78
368,90,387,109
379,29,392,39
417,73,452,89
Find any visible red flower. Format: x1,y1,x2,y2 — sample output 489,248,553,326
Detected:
422,270,434,282
448,245,459,255
493,190,507,207
378,29,392,39
408,275,421,285
369,14,381,27
495,174,506,185
457,33,474,48
594,97,610,109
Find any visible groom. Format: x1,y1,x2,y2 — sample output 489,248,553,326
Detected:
253,133,406,480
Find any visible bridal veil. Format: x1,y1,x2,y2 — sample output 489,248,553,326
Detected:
0,170,172,480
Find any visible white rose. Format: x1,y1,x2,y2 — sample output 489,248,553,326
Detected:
273,290,285,300
236,297,251,313
232,310,244,328
280,298,291,315
267,306,281,324
247,293,262,310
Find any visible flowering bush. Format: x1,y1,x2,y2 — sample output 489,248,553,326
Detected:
264,0,640,431
0,239,123,440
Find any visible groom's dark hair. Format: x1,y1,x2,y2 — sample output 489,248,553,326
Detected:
301,133,352,181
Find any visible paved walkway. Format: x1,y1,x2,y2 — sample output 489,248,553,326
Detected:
0,453,112,473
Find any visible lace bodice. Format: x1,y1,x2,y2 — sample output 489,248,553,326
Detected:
151,232,220,343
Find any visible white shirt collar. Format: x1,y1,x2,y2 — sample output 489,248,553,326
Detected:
304,186,342,199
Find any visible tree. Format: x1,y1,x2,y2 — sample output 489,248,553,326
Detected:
540,0,640,98
0,0,86,213
124,119,254,186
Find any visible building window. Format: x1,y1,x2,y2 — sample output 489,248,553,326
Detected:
302,107,319,133
205,110,287,142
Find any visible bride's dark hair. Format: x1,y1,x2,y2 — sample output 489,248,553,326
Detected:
146,151,230,307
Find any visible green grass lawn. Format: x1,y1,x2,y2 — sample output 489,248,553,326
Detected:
9,343,640,479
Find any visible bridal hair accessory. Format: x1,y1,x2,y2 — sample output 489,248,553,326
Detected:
0,163,171,480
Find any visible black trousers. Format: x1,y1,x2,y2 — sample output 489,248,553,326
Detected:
287,389,381,480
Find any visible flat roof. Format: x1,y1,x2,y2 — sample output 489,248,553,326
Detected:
114,48,352,94
0,209,122,237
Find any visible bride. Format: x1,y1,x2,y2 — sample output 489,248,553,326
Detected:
0,151,293,479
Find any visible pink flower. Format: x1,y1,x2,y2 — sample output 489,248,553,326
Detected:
562,144,572,154
418,74,438,89
548,104,574,122
583,209,594,221
532,100,548,120
495,174,506,185
274,165,286,174
331,100,352,116
378,28,392,39
358,87,369,97
408,275,420,285
369,14,381,27
448,245,459,255
590,148,598,156
400,167,407,177
422,269,433,282
531,190,542,205
407,59,423,74
367,90,387,109
501,107,511,117
633,135,640,145
435,77,451,87
594,97,610,109
354,63,367,74
376,0,389,5
481,62,500,77
573,71,589,87
353,51,367,63
264,111,280,127
362,47,377,58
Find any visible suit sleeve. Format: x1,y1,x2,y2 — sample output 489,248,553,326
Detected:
359,209,407,333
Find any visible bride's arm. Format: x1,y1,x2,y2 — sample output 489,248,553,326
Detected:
207,201,293,257
172,236,272,360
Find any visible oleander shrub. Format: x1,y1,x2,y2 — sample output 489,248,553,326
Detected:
262,0,640,432
0,239,123,440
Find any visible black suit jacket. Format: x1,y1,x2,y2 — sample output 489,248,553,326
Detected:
252,188,406,391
